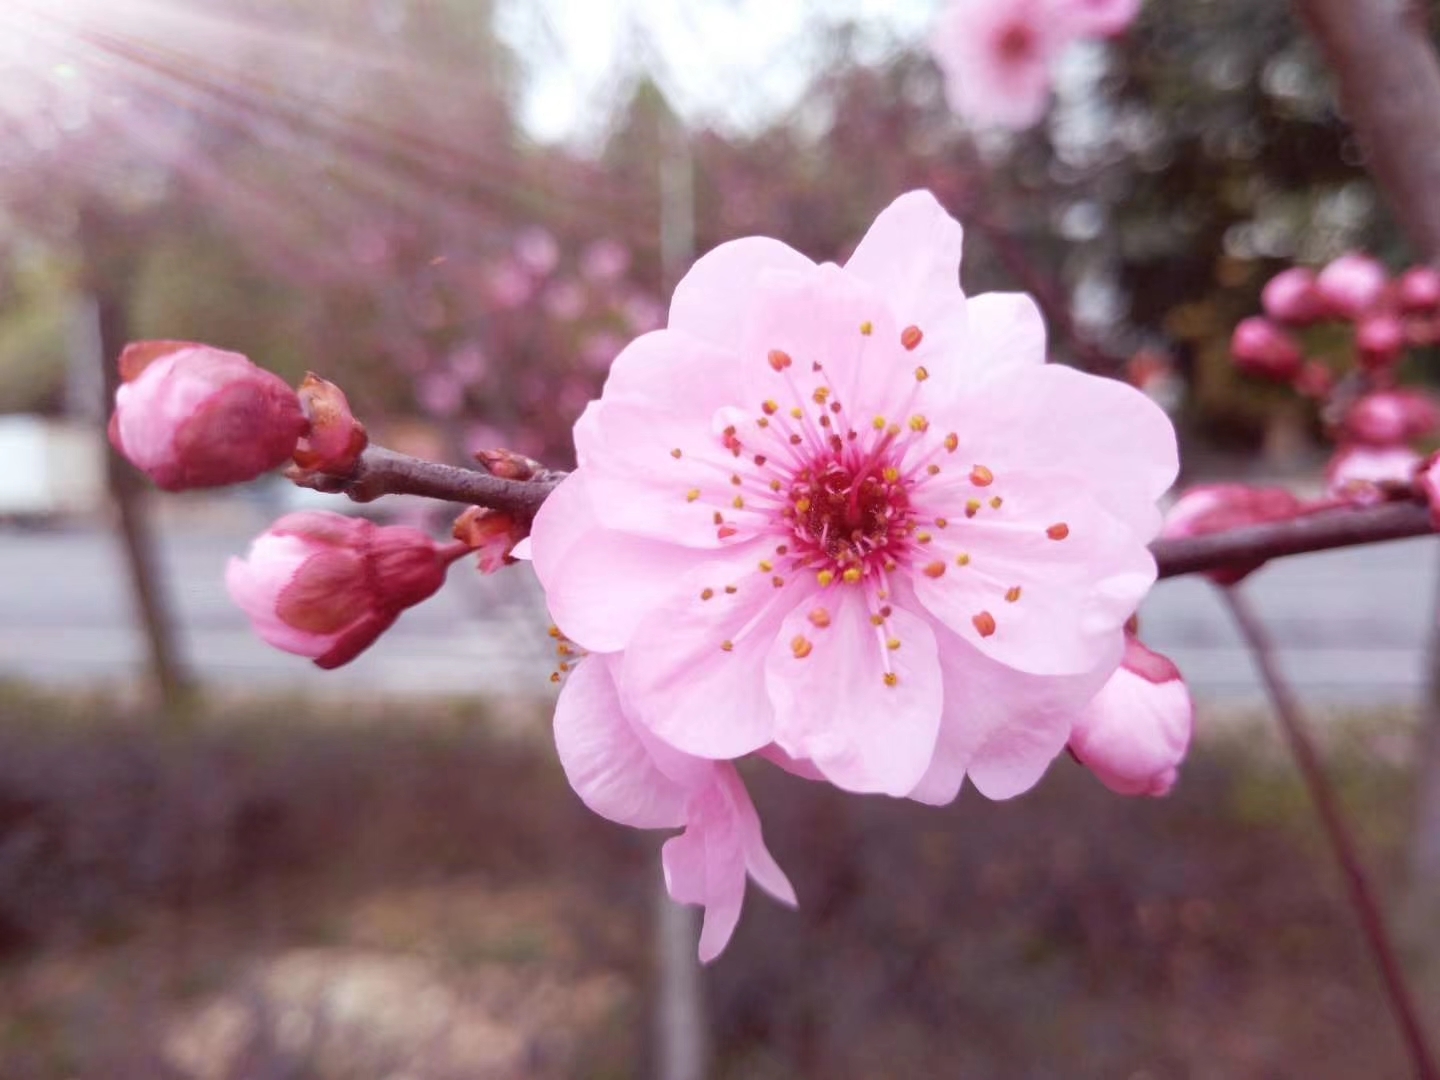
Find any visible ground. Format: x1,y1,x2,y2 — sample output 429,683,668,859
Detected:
0,683,1430,1078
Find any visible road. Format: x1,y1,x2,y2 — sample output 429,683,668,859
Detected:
2,510,1438,706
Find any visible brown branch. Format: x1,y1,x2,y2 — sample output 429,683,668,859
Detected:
1222,588,1440,1080
291,445,563,524
1294,0,1440,261
1153,501,1435,579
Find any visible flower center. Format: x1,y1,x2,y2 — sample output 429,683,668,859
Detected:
784,458,913,576
997,22,1035,62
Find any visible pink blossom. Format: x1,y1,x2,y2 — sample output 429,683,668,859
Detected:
1161,484,1304,585
931,0,1070,131
1327,443,1422,502
1342,389,1440,446
531,190,1177,806
225,512,463,669
1229,317,1303,382
514,227,559,277
544,280,588,322
1294,360,1335,400
1260,267,1325,326
1315,252,1387,320
447,343,489,385
486,261,534,310
1398,266,1440,316
1070,634,1192,797
1055,0,1142,38
1355,312,1406,370
553,655,795,961
581,239,631,284
109,341,306,491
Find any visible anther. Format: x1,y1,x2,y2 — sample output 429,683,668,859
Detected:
901,325,923,351
808,607,831,628
882,467,900,484
842,567,862,584
860,320,873,336
670,448,682,459
772,575,785,588
926,464,941,476
817,570,835,587
721,640,735,652
956,553,971,566
914,366,929,382
791,635,813,659
1047,523,1070,541
759,560,774,572
1005,586,1022,603
700,588,714,601
970,465,993,487
870,614,885,626
886,638,901,651
724,585,738,594
872,416,887,430
883,672,899,687
686,489,701,503
762,400,778,415
732,496,745,510
789,407,803,420
944,433,958,453
973,611,996,637
916,531,933,544
754,454,767,467
935,517,949,528
923,560,946,579
730,473,743,486
989,496,1003,509
909,414,930,433
768,349,793,371
965,500,981,518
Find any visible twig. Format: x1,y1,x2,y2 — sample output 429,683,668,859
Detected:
1221,587,1439,1080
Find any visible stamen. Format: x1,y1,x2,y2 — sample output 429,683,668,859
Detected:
791,635,813,659
943,433,958,453
768,349,793,372
860,321,873,335
965,500,981,518
670,448,682,459
886,638,901,651
842,567,862,584
1005,586,1022,603
721,640,735,652
686,489,700,503
1047,523,1070,540
914,366,929,382
883,672,899,687
973,611,996,637
970,465,993,487
700,588,714,601
989,496,1003,509
956,553,971,566
808,607,831,628
901,325,923,351
923,560,946,578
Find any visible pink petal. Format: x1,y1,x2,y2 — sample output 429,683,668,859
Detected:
667,237,816,352
553,656,692,829
961,292,1047,377
620,565,790,759
224,536,342,659
764,589,943,796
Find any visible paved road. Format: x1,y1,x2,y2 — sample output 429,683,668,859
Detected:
2,510,1437,706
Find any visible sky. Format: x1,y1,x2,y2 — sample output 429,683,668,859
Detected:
495,0,933,144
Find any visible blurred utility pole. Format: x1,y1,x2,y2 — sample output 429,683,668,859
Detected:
77,208,193,716
653,102,707,1080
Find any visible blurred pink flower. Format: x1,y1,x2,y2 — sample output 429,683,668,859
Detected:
1355,312,1406,370
226,512,463,669
109,341,306,491
1229,317,1303,382
544,279,588,322
554,655,795,961
486,261,534,310
1161,484,1304,585
931,0,1070,130
514,227,560,277
1327,443,1421,502
532,190,1177,805
1342,389,1440,446
447,342,489,385
1315,252,1387,320
417,370,465,418
1260,267,1324,326
1069,634,1192,797
581,239,631,283
580,330,627,371
1057,0,1141,38
621,292,666,333
1398,266,1440,316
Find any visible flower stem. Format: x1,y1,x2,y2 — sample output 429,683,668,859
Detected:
1221,587,1438,1080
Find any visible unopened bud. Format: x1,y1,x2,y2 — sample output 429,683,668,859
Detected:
474,447,544,481
1316,252,1387,320
1070,635,1192,797
452,505,525,574
1326,443,1421,505
225,511,463,668
1398,266,1440,316
1342,389,1440,446
1356,313,1406,371
1162,484,1305,585
1261,266,1324,326
109,341,306,491
1229,317,1302,382
293,372,367,474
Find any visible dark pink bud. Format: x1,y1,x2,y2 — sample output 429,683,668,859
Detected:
1355,313,1406,370
224,512,463,668
1261,267,1324,326
1230,317,1303,381
1342,389,1440,446
1326,443,1422,505
109,341,306,491
474,447,544,481
1315,252,1387,320
1070,635,1192,797
1294,360,1334,400
452,505,525,574
1162,484,1306,584
293,372,368,474
1398,266,1440,316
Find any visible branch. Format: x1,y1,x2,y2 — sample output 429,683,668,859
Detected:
291,444,563,523
1153,500,1435,579
1294,0,1440,260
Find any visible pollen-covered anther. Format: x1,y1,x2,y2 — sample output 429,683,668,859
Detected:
817,569,835,587
791,635,814,659
860,320,873,335
768,349,793,372
761,399,778,416
721,640,735,652
789,407,803,420
808,607,831,628
956,552,971,566
935,517,949,528
729,473,743,486
670,448,682,459
965,499,981,519
914,366,929,382
925,464,941,476
870,613,885,626
732,496,745,510
943,433,958,453
970,465,994,487
771,575,785,588
685,489,700,503
886,637,901,651
724,585,738,594
872,416,887,431
549,671,561,683
769,479,782,492
1005,586,1022,603
1047,522,1070,541
882,467,900,484
916,531,933,544
973,611,997,637
813,387,830,405
700,588,715,601
989,496,1003,509
842,566,862,584
547,625,562,639
901,325,923,351
908,414,930,433
718,525,738,539
883,672,899,687
923,560,946,579
758,560,774,573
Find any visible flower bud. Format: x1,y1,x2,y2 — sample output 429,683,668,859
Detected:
1355,312,1406,371
474,447,544,481
1342,389,1440,446
1261,266,1324,326
1326,443,1421,504
1398,266,1440,316
109,341,306,491
1230,317,1303,381
1315,253,1387,320
1070,636,1192,797
225,511,462,668
452,505,525,574
1162,484,1304,585
292,373,367,474
1294,360,1334,400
